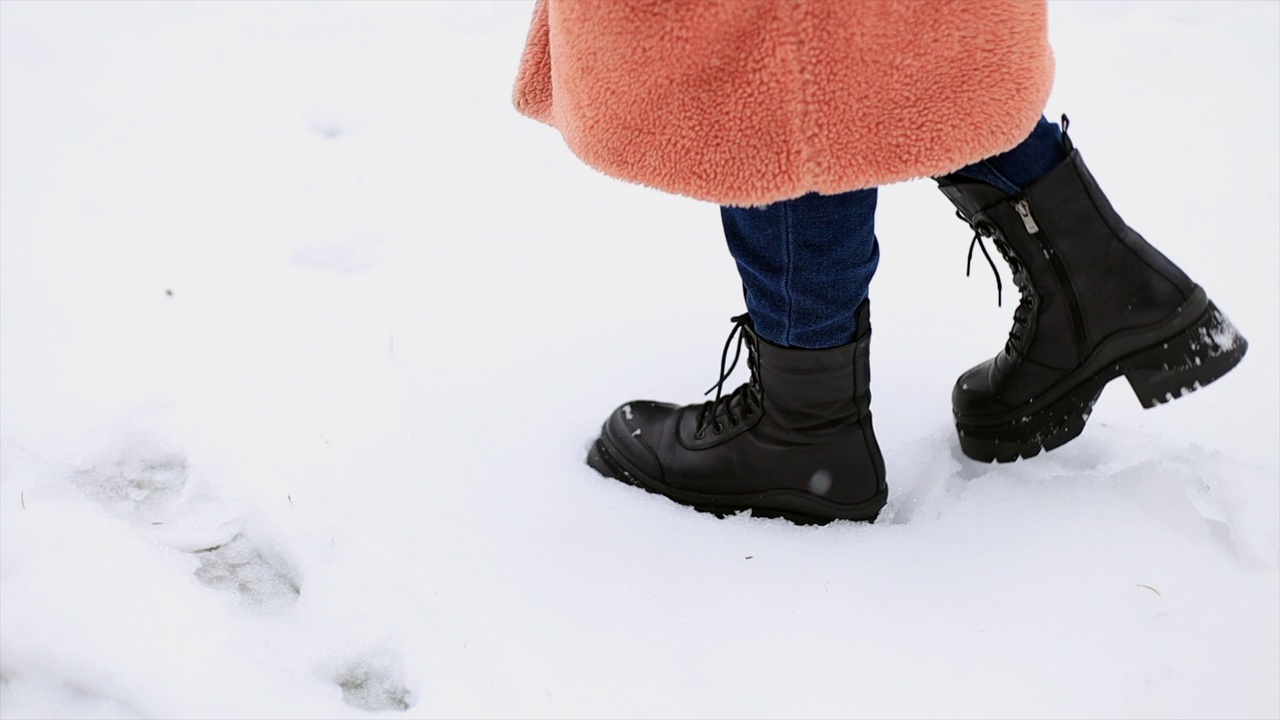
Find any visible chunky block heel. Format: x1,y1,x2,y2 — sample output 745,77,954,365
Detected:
1120,301,1248,408
956,299,1247,463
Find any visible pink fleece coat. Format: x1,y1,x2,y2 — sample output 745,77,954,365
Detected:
514,0,1054,207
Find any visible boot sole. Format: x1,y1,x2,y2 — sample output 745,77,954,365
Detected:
586,438,887,525
956,296,1248,463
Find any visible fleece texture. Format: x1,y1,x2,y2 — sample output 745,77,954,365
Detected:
514,0,1054,207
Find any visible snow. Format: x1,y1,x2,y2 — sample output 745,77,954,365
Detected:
1205,308,1247,354
1,1,1277,718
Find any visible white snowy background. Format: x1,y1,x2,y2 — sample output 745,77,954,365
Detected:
1,2,1277,718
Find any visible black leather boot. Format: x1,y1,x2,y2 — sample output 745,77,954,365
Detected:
939,126,1248,462
587,300,886,524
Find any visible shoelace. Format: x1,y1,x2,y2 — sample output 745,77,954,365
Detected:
695,314,760,438
966,221,1003,307
962,213,1035,357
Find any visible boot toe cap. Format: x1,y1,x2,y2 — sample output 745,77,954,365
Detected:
599,400,676,481
952,361,1013,420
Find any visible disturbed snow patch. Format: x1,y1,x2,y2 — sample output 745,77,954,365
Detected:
192,533,301,611
68,422,302,610
1110,447,1279,568
326,651,416,712
72,441,189,520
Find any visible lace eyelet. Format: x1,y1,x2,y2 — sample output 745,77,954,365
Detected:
713,422,724,434
694,430,706,440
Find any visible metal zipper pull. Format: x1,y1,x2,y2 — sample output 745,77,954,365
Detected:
1014,199,1040,234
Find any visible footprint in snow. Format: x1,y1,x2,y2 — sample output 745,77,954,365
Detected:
70,423,423,707
191,533,301,611
72,441,188,520
72,437,302,611
327,651,416,712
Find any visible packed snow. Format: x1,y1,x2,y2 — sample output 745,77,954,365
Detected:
2,2,1277,718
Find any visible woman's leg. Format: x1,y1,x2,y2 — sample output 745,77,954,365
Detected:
720,188,880,349
948,116,1067,195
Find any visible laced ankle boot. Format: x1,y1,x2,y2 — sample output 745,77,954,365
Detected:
587,299,886,524
939,125,1248,462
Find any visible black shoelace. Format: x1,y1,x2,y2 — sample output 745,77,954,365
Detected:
962,213,1035,357
695,314,760,438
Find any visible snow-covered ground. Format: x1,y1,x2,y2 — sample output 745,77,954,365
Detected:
1,2,1276,718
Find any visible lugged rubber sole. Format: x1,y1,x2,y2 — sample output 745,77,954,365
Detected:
586,438,887,525
957,300,1248,463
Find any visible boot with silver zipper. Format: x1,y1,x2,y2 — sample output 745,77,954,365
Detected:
938,125,1248,462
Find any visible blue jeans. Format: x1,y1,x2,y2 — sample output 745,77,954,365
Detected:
723,116,1067,349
